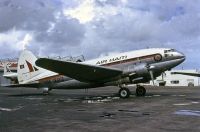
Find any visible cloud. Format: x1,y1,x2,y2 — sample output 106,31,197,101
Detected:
0,0,200,69
0,29,29,58
0,0,85,57
63,0,95,24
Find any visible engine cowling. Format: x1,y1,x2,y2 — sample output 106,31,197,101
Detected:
125,63,150,76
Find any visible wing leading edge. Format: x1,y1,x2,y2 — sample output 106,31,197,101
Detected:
36,58,123,83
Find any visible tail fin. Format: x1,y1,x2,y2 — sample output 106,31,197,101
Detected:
17,50,44,84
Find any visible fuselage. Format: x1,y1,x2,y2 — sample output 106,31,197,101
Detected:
38,48,185,89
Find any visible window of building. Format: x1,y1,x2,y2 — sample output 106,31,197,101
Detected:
171,80,179,84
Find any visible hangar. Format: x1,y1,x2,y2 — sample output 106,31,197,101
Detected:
149,70,200,87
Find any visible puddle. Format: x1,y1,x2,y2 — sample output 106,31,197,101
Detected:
145,96,152,98
175,110,200,117
100,112,116,118
118,109,138,113
191,102,199,104
77,109,86,111
142,112,150,115
171,95,186,97
112,97,120,100
82,96,118,104
55,98,80,103
173,103,191,106
0,106,23,112
178,95,186,97
173,101,199,106
52,96,119,104
153,95,161,97
26,97,43,100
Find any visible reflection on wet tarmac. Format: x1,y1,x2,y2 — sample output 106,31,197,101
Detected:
175,110,200,117
0,106,23,112
173,101,199,106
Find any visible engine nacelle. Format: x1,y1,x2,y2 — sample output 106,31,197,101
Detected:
125,63,150,76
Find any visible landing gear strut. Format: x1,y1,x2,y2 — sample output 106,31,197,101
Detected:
136,85,146,96
118,87,130,99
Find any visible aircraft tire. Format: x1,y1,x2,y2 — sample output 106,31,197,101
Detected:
119,87,130,99
42,88,51,95
136,86,146,96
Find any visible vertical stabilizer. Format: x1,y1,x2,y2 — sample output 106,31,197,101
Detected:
17,50,43,84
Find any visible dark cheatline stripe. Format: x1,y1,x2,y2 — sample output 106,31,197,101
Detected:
101,53,160,66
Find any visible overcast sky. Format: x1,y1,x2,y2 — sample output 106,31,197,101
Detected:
0,0,200,69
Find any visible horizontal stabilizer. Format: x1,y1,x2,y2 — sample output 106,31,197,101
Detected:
36,58,123,83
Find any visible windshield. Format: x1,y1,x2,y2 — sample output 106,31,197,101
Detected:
164,49,176,53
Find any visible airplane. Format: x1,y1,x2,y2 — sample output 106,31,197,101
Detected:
5,48,185,98
2,62,18,84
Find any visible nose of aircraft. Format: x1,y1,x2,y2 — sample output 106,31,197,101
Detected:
174,51,186,60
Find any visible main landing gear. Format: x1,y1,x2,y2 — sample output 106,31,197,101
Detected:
118,87,131,99
118,85,146,98
136,85,146,96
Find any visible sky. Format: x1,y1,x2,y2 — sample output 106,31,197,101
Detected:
0,0,200,69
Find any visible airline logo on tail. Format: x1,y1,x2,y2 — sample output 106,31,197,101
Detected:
20,60,39,72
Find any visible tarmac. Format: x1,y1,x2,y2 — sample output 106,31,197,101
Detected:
0,86,200,132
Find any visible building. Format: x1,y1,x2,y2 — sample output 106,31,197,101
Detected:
150,70,199,86
0,59,17,85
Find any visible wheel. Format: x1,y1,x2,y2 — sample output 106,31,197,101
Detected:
42,88,51,95
119,88,130,99
136,86,146,96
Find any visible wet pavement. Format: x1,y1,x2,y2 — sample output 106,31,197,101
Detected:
0,86,200,132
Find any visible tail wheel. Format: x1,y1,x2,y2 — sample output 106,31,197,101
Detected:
42,88,51,95
119,88,130,99
136,86,146,96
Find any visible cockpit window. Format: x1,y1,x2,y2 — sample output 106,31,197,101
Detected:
164,49,175,53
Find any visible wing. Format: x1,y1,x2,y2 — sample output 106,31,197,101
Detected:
36,58,123,83
172,72,200,77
